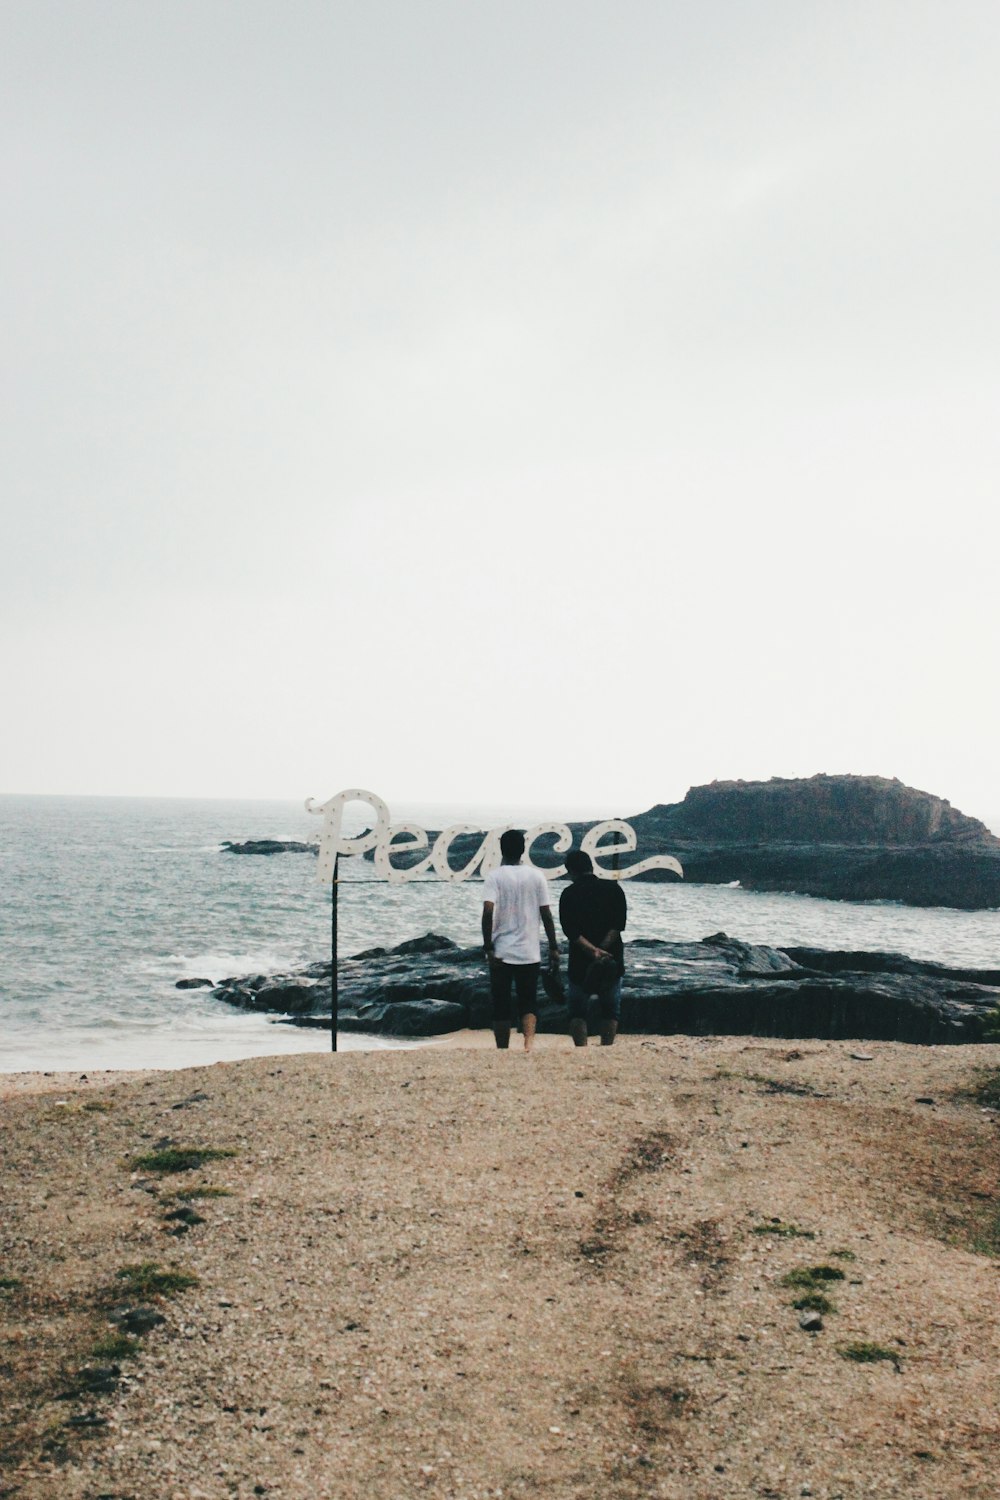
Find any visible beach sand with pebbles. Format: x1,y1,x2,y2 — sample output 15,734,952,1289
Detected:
2,1032,1000,1499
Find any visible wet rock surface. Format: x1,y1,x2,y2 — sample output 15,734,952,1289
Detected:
210,930,1000,1044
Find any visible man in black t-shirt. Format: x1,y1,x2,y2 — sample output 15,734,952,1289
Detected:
558,850,627,1046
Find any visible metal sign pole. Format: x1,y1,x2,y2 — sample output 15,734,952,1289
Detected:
331,853,339,1053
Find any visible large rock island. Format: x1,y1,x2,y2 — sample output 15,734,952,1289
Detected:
619,774,1000,910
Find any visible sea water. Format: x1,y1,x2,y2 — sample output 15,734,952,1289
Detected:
1,795,998,1073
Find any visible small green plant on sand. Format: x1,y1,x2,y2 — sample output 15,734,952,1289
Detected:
970,1068,1000,1107
130,1146,236,1174
174,1185,232,1201
781,1265,846,1289
90,1332,139,1361
115,1262,198,1298
81,1098,114,1113
829,1248,857,1261
752,1219,815,1239
838,1341,901,1371
792,1291,836,1314
0,1275,22,1294
969,1210,1000,1259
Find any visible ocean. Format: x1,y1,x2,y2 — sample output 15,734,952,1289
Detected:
1,795,998,1074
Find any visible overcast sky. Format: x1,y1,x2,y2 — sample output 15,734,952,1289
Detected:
2,1,998,824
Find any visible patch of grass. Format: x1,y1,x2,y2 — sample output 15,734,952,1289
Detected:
89,1332,139,1361
114,1262,198,1298
781,1265,846,1289
752,1219,815,1239
980,1013,1000,1043
829,1248,857,1261
838,1340,901,1371
969,1209,1000,1258
130,1145,236,1174
0,1275,22,1294
792,1291,836,1314
81,1098,114,1113
174,1185,232,1200
969,1068,1000,1108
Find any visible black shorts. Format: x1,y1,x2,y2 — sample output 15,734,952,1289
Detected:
489,960,540,1023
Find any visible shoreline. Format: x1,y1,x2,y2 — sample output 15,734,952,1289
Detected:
0,1028,546,1098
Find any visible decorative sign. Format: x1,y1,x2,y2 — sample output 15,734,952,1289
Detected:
305,788,683,885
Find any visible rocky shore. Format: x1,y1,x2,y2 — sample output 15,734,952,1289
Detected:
205,931,1000,1046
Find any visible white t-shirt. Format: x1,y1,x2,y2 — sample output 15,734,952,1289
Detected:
482,864,552,964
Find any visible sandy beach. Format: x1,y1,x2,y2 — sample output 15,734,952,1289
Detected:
2,1032,1000,1499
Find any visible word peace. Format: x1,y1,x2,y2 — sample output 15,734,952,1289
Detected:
305,789,683,885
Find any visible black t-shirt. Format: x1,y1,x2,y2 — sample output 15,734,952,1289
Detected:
558,875,627,982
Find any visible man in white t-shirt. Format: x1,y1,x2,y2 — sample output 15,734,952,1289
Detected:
481,829,559,1052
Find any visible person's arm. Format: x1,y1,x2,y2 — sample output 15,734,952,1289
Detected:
579,935,612,961
561,886,609,961
599,884,627,953
481,901,495,960
540,904,559,968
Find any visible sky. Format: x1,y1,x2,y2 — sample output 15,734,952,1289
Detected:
2,1,998,825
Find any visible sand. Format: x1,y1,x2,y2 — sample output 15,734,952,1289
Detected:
2,1032,1000,1499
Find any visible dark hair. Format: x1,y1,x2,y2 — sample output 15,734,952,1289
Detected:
565,850,593,876
500,829,526,860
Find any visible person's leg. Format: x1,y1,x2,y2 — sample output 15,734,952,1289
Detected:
491,960,514,1048
513,964,540,1053
566,979,588,1047
599,979,623,1046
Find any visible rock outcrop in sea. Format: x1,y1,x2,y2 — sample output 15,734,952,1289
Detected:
221,839,318,855
616,774,1000,910
209,931,1000,1046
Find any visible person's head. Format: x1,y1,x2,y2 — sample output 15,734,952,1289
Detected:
565,850,593,881
499,829,526,863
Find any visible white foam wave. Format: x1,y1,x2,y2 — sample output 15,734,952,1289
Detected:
140,949,302,983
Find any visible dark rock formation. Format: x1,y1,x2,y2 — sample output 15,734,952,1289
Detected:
175,978,214,990
643,774,990,845
210,930,1000,1046
221,840,318,856
620,775,1000,910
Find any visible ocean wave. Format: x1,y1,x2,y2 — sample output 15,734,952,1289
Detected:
139,949,306,983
